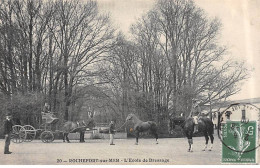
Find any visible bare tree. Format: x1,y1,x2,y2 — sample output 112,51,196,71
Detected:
133,0,249,118
50,0,115,120
98,0,250,124
0,0,115,124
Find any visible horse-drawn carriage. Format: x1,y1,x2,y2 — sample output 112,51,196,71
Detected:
11,111,95,143
10,112,59,143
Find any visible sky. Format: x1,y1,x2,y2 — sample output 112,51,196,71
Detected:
96,0,260,101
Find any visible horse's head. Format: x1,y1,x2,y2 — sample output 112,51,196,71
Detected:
126,113,135,122
76,119,95,131
86,119,95,129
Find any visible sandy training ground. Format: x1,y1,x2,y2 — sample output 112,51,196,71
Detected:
0,136,259,165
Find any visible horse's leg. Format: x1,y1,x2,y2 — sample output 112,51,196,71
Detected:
151,129,159,144
190,139,193,152
187,139,191,152
188,138,193,152
80,131,85,142
185,132,190,152
209,134,214,151
155,132,158,144
63,133,65,142
203,132,209,151
187,132,193,152
66,133,70,143
135,132,139,145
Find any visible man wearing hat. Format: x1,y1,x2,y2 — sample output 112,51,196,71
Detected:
109,120,116,145
4,113,14,154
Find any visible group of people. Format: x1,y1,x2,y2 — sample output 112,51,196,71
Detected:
3,99,200,154
3,102,117,154
3,113,116,154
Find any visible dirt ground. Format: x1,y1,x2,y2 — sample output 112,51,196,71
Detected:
0,137,259,165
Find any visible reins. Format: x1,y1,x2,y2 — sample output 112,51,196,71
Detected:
115,120,128,132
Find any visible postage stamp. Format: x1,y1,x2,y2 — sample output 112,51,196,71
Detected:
221,121,258,164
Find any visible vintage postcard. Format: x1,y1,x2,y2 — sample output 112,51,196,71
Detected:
0,0,259,165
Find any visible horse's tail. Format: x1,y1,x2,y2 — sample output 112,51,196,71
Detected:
209,120,214,135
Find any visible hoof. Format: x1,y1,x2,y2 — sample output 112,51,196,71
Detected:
209,149,212,151
190,150,193,152
187,149,190,152
202,149,206,151
135,143,138,145
156,142,158,144
67,141,70,143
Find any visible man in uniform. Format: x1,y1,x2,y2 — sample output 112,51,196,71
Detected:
4,113,14,154
109,120,116,145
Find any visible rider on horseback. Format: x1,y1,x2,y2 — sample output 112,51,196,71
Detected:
190,99,201,133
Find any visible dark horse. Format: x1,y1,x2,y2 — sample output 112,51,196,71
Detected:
169,117,214,152
62,119,95,143
126,113,158,145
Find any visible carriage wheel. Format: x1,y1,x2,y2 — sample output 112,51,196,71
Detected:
11,125,27,143
23,125,37,142
40,131,54,143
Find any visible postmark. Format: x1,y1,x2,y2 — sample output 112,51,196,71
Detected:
219,103,259,164
221,121,258,164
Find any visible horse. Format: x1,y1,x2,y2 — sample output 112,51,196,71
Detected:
169,116,214,152
62,119,95,143
126,113,159,145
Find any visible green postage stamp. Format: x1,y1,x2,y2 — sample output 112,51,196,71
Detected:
222,121,258,164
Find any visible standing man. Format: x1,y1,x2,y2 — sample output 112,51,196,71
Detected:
4,113,14,154
109,120,116,145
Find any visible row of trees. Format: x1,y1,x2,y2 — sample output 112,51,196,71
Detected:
0,0,249,128
97,0,249,123
0,0,114,123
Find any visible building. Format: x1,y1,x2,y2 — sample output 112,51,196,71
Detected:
212,98,260,126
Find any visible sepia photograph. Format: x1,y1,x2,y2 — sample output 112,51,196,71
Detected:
0,0,259,165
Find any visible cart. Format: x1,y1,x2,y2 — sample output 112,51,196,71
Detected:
11,125,37,143
11,112,59,143
11,111,94,143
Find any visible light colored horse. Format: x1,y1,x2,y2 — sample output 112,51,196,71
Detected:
126,113,159,145
62,119,95,143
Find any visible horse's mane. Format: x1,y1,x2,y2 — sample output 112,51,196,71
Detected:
128,113,139,120
129,113,137,117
